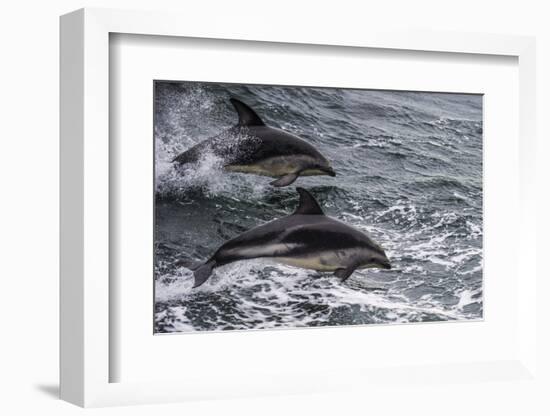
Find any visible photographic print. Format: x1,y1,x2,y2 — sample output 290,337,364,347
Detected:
154,81,483,333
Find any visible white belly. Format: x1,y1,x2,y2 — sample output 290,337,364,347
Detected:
224,163,279,177
225,155,322,177
275,252,346,271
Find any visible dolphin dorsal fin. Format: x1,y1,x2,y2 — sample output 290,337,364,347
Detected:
230,98,265,127
293,188,324,215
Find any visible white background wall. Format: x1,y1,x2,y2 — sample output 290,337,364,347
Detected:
0,1,548,415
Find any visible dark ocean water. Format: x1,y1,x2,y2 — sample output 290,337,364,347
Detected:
154,81,483,333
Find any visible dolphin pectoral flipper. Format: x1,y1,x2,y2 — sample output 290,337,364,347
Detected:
334,265,358,282
192,260,216,288
270,173,299,187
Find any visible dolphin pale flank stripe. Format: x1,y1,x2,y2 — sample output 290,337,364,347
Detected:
172,98,336,187
192,188,391,288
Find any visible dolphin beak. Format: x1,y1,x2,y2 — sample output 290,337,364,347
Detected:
323,167,336,177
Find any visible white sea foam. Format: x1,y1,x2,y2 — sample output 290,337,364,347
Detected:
155,113,272,198
155,253,476,332
456,288,482,311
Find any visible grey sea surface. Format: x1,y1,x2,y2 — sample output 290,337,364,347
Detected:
154,82,483,333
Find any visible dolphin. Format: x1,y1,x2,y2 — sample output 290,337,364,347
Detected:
172,98,336,187
191,188,391,288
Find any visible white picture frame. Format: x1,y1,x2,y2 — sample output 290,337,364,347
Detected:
60,7,538,407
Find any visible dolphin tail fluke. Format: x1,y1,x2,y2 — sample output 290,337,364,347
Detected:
192,260,216,288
